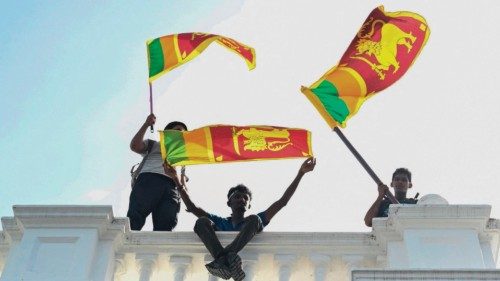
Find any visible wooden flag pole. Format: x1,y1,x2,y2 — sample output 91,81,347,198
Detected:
333,127,399,204
149,82,154,133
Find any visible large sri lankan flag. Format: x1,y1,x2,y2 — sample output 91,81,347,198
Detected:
147,32,256,82
159,125,312,166
301,6,430,128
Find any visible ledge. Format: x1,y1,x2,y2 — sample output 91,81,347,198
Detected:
2,205,129,242
122,231,380,255
1,205,498,259
373,205,493,230
352,269,500,280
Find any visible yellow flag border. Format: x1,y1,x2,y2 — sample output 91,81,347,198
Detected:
147,34,256,83
163,125,313,166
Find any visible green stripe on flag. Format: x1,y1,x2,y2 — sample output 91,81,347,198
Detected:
311,80,350,124
148,38,165,78
164,130,189,165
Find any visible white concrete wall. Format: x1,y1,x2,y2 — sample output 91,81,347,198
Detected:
1,228,98,281
404,229,485,269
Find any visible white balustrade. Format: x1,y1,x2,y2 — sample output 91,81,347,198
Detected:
340,255,365,281
274,254,298,281
310,254,332,281
113,253,126,281
169,255,192,281
241,252,259,281
0,204,498,281
136,253,158,281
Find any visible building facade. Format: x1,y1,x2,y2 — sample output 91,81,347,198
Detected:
0,201,499,281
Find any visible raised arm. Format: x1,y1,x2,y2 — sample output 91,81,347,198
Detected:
364,184,393,227
130,114,156,153
264,157,316,222
163,162,208,218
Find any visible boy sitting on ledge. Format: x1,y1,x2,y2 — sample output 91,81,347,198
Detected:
163,157,316,280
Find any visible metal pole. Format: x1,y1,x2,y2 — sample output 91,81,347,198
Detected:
149,82,154,133
333,127,399,203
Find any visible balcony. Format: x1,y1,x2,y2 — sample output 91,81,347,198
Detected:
1,203,499,281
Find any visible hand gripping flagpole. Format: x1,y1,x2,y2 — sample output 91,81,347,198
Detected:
333,127,399,204
149,82,154,133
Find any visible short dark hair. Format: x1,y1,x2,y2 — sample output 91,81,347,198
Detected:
227,184,252,201
392,168,412,182
164,121,187,131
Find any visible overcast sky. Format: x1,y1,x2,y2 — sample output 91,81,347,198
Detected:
1,0,499,237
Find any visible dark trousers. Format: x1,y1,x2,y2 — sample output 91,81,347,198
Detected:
194,215,262,258
127,173,180,231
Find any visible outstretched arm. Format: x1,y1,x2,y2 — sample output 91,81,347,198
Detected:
364,184,393,227
163,163,208,218
130,114,156,153
264,157,316,222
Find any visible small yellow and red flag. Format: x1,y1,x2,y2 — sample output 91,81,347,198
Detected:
147,32,256,82
301,6,430,128
160,125,313,166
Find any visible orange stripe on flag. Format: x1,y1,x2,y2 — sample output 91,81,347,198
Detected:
183,129,209,162
160,36,179,71
326,67,367,116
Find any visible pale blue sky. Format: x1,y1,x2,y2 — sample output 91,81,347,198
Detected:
1,1,500,234
0,1,229,220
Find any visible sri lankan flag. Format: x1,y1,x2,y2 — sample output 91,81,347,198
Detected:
160,125,312,166
301,6,430,128
147,32,256,82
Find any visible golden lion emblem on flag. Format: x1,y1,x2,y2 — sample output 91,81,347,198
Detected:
232,128,291,155
351,18,417,80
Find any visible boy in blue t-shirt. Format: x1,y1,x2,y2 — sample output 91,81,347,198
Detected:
163,157,316,280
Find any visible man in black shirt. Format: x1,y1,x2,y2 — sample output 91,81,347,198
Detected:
364,168,418,227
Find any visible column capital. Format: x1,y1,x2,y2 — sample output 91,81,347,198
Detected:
309,254,331,265
136,253,158,272
274,254,298,281
169,255,193,267
114,253,127,276
274,254,298,265
169,255,193,281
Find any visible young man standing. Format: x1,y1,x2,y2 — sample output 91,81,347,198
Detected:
128,114,187,231
364,168,418,227
164,157,316,280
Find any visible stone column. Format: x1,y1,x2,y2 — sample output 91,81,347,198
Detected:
241,252,259,281
0,250,6,275
341,255,364,281
136,253,157,281
169,255,192,281
274,254,297,281
309,254,331,281
113,253,126,281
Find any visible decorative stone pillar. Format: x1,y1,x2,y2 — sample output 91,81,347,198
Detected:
169,255,192,281
136,253,157,281
113,253,126,281
341,255,364,281
241,252,259,281
309,254,331,281
274,254,297,281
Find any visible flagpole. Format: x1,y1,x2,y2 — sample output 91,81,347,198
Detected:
149,82,154,133
333,127,399,204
